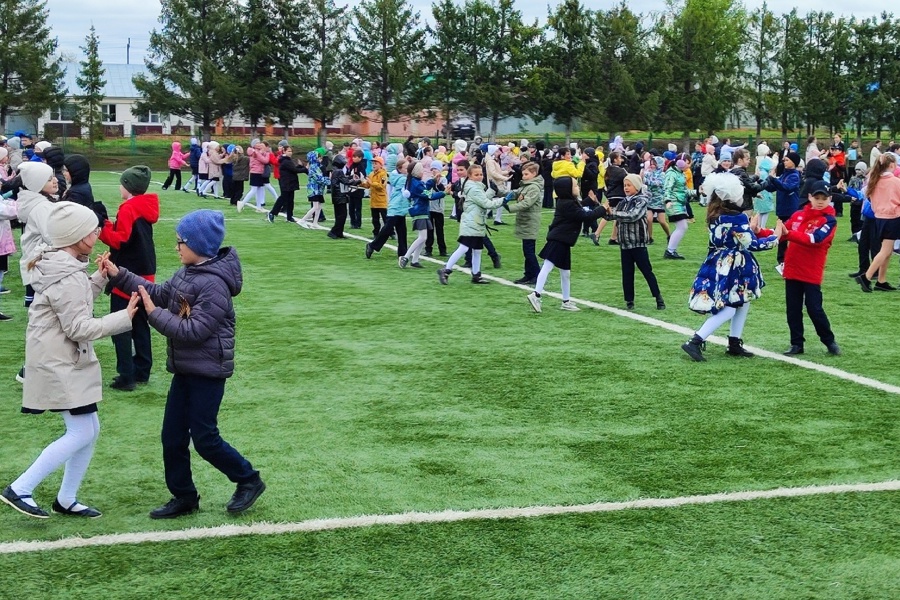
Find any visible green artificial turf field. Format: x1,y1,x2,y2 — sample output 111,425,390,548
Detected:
0,170,897,598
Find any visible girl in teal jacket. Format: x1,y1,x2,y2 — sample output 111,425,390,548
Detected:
664,153,693,259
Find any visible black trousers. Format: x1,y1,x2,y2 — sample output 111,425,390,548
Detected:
163,168,182,190
111,292,152,383
425,211,446,254
271,189,295,220
785,278,835,347
370,215,407,256
857,217,880,272
620,246,661,302
223,174,233,200
349,192,364,228
162,374,259,499
776,214,792,264
849,202,862,234
522,238,539,280
230,180,245,205
371,208,387,237
329,203,348,237
542,177,554,208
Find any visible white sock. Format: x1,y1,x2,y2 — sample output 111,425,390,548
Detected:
668,220,688,253
560,269,571,301
446,245,469,270
12,412,99,506
471,249,482,273
534,260,555,295
728,304,750,338
696,306,737,340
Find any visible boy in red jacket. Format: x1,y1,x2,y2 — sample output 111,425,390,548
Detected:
780,180,840,356
100,166,160,390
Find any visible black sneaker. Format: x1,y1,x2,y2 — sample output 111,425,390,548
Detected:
463,261,472,269
826,342,842,356
491,253,502,269
110,376,136,392
52,499,102,518
149,495,200,519
783,345,804,356
626,301,635,310
422,251,433,257
1,486,49,519
471,273,490,284
437,268,450,285
365,243,374,259
0,312,11,321
226,478,266,514
656,298,666,310
874,281,897,291
848,271,862,278
855,274,873,293
410,262,424,269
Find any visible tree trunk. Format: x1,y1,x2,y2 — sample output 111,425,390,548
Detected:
490,112,499,142
565,122,571,147
317,121,326,148
474,107,482,138
381,117,389,145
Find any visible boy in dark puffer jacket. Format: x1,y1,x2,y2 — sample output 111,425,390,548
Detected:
99,166,159,391
104,209,265,519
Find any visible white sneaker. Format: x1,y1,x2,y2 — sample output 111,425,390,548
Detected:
526,292,542,313
236,201,244,213
775,263,784,275
560,300,580,312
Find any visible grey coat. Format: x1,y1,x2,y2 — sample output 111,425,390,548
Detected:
111,247,242,379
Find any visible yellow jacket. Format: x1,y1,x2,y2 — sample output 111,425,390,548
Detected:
367,169,388,209
551,159,585,180
596,151,607,190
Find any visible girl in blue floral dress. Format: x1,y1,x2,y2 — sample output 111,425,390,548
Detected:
681,173,781,361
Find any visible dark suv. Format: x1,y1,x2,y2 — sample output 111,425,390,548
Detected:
442,118,476,140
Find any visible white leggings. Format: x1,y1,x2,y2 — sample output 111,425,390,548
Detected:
300,201,322,224
667,220,689,253
241,186,266,208
405,229,428,262
199,178,218,196
184,174,198,191
534,260,572,301
265,183,278,201
12,411,100,506
696,304,750,340
446,244,481,273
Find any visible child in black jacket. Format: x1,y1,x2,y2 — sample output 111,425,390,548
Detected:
268,147,302,223
526,176,607,313
327,155,361,239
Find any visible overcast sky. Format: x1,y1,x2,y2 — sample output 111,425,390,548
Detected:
48,0,886,65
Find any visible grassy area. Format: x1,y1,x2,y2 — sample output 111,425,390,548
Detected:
0,172,898,597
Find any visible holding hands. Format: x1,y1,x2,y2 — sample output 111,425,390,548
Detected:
99,256,156,314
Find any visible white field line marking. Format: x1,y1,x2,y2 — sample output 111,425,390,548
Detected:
2,480,899,555
325,227,900,396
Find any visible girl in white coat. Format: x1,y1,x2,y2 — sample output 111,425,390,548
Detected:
1,202,138,519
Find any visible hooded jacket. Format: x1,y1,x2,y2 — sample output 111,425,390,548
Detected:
385,144,403,174
23,250,132,411
303,152,327,198
61,155,106,225
664,167,689,217
168,141,190,169
764,168,801,217
100,193,160,298
111,247,242,379
207,142,225,179
388,171,409,217
16,190,58,285
505,177,544,240
189,141,203,170
459,180,503,237
782,203,837,285
278,154,302,192
545,178,607,246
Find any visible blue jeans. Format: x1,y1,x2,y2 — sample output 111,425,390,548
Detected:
161,374,258,498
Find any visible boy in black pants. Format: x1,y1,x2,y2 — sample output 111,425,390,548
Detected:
780,181,840,356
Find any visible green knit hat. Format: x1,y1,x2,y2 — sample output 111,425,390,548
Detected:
120,165,152,195
315,147,327,157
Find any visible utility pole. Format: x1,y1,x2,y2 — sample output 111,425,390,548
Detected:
127,38,131,64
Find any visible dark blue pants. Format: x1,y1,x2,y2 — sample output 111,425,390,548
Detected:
111,293,152,383
522,239,539,280
785,279,835,347
162,374,258,499
620,246,661,302
370,215,408,255
465,237,498,263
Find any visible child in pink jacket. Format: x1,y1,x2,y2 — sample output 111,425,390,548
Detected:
162,142,191,191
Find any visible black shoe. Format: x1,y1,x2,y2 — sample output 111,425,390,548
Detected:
681,335,706,362
591,234,600,246
648,238,655,245
471,272,490,284
874,281,897,291
463,261,472,269
493,221,507,226
626,301,635,310
513,277,530,284
110,376,136,392
226,478,265,514
365,243,374,259
726,336,754,358
437,268,451,285
327,232,341,239
848,271,863,278
491,253,502,269
0,312,11,321
656,297,666,310
848,236,858,244
410,262,424,269
783,345,804,356
422,251,433,257
439,253,449,257
855,274,873,292
1,486,49,519
52,499,102,518
149,495,200,519
664,250,685,260
826,342,842,356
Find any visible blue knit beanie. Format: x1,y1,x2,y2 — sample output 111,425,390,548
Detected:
176,209,225,258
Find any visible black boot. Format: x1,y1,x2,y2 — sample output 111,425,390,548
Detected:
471,272,490,284
726,336,754,357
681,334,706,362
491,253,502,269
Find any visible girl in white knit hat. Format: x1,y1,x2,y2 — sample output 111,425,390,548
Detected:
1,202,139,519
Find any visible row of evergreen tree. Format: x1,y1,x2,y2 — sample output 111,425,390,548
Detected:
3,0,900,144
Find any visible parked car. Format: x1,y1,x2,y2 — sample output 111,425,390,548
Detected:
442,117,476,140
